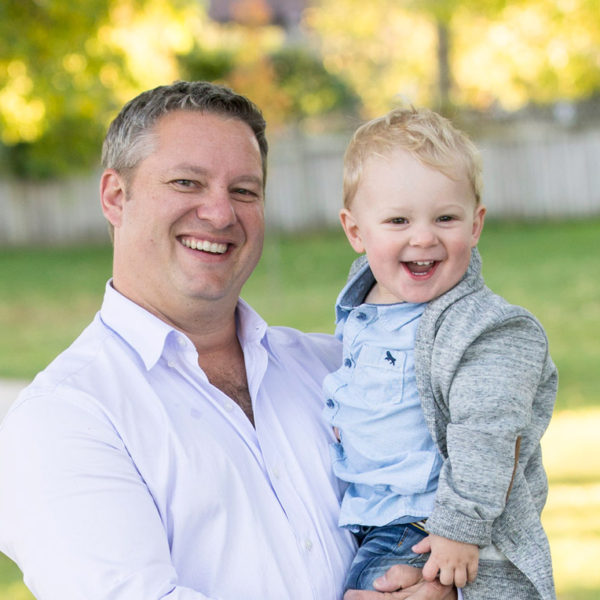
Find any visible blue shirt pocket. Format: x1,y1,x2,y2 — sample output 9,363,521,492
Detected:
352,345,407,407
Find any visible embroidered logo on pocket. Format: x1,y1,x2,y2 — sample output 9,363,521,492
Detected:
384,351,397,366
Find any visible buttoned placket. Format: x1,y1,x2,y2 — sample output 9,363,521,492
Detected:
251,342,336,600
162,331,268,474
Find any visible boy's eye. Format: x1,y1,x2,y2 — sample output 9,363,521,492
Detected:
437,215,454,222
389,217,408,224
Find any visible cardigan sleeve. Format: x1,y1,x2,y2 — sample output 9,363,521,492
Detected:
424,313,551,547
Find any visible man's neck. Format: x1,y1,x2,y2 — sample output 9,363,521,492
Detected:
164,302,254,426
111,279,254,422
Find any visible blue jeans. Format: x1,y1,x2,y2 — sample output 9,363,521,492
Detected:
345,523,429,591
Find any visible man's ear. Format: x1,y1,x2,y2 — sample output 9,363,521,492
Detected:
339,208,365,254
100,169,127,228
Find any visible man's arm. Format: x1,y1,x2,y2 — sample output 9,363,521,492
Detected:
344,564,458,600
0,392,211,600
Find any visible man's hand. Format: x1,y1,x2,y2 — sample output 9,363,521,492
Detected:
414,534,478,588
344,564,457,600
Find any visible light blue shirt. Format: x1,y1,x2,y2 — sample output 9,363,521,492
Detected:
323,262,442,530
0,282,356,600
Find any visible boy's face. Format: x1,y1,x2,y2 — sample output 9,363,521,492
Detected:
340,148,486,304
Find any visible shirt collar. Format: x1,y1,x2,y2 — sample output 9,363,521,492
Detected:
337,248,484,322
100,281,268,371
335,257,375,322
236,296,268,347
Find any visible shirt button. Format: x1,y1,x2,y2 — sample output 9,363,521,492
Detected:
224,402,235,412
167,360,176,368
344,358,352,368
304,538,313,552
355,312,367,320
326,398,335,409
177,336,186,347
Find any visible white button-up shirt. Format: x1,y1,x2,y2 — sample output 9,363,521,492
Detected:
0,283,356,600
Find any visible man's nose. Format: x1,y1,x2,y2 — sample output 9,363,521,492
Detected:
195,188,237,229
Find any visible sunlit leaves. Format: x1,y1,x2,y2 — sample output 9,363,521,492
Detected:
306,0,600,115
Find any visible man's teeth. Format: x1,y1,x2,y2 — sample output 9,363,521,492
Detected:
181,239,227,254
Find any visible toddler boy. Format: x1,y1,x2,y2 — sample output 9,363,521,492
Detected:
323,107,557,599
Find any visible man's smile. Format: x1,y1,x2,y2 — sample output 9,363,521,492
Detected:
180,236,229,254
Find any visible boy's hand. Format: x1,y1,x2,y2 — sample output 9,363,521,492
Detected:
344,564,457,600
413,534,478,588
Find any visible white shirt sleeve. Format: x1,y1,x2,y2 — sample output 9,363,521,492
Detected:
0,393,212,600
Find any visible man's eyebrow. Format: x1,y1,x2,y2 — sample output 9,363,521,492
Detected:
231,174,263,187
166,164,209,176
165,165,262,186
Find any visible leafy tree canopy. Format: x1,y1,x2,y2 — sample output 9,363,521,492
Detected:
0,0,197,179
306,0,600,115
2,0,600,179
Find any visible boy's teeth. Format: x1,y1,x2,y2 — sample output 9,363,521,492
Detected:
414,261,433,266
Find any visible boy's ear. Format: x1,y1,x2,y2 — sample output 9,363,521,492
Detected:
339,208,365,254
100,169,127,228
471,204,487,247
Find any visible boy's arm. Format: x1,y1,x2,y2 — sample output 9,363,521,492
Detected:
425,314,554,548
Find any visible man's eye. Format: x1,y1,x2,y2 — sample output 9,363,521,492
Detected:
233,188,260,201
172,179,195,188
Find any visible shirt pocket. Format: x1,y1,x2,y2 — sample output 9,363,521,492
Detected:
352,345,407,407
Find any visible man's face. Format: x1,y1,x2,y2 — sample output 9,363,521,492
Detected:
102,110,265,321
340,148,485,304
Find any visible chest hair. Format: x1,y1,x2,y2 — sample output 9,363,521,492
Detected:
200,352,254,426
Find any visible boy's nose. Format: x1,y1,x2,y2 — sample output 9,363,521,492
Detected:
409,225,437,247
195,189,237,229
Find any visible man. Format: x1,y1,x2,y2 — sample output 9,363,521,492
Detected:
0,81,455,600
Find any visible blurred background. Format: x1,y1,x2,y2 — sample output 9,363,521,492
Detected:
0,0,599,598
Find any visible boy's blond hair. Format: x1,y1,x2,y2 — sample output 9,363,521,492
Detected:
343,107,482,208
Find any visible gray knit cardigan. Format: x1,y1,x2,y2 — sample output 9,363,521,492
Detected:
349,248,557,599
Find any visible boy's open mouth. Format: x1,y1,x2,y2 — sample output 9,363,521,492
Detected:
403,260,439,277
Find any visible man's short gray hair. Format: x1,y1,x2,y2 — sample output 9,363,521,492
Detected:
101,80,268,184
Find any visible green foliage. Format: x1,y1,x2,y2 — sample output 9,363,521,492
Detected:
177,44,236,82
178,43,361,125
267,46,360,121
0,0,132,180
2,115,107,179
307,0,600,113
3,0,600,176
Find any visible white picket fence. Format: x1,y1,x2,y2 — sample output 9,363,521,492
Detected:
1,125,599,245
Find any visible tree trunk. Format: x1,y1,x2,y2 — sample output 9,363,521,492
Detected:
436,19,453,115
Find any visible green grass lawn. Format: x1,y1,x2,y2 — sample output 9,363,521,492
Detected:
0,218,599,598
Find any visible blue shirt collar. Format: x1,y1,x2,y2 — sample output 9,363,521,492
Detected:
335,257,375,323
